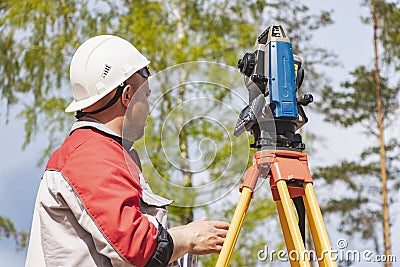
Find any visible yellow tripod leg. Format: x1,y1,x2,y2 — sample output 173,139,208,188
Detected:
303,183,337,267
276,200,301,267
215,187,253,267
276,180,310,267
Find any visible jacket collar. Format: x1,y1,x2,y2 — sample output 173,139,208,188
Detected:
70,116,120,137
70,116,134,151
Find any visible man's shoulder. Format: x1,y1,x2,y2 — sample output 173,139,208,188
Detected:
46,128,124,171
69,127,122,150
44,126,142,197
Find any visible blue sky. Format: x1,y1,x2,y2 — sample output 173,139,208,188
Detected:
1,1,398,266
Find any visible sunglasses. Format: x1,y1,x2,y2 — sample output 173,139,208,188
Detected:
136,66,152,78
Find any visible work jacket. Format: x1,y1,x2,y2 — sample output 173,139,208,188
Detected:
25,117,195,267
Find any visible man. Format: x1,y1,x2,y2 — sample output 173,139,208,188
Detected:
25,35,229,267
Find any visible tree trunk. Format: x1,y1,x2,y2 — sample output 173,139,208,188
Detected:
371,2,391,266
177,80,194,224
171,1,194,225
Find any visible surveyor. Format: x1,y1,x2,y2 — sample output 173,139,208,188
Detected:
25,35,229,267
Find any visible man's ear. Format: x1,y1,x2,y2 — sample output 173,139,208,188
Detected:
122,85,131,107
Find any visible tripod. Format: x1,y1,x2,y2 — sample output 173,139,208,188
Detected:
215,125,337,267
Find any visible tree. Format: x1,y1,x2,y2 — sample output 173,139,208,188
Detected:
313,139,400,254
316,0,400,259
0,0,119,161
366,1,400,263
0,215,29,250
371,1,391,263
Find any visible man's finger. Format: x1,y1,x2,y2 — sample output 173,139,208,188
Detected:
214,228,228,237
210,220,230,229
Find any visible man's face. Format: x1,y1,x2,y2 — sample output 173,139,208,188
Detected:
123,71,151,141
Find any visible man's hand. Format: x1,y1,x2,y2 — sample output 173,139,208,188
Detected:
168,217,230,262
185,217,230,254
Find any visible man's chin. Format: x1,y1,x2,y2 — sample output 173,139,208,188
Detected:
135,131,144,141
132,128,145,141
122,127,144,142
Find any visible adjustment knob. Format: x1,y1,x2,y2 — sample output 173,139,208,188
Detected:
297,94,313,106
237,59,244,70
238,53,256,77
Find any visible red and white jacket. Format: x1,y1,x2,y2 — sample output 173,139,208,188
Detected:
25,118,194,267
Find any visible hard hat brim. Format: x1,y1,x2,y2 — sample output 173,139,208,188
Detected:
65,91,111,113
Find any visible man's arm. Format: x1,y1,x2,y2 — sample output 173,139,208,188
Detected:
59,135,161,266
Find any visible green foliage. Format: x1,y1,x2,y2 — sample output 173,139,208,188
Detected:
199,187,278,266
316,1,400,252
314,139,400,252
115,0,264,70
137,76,252,226
0,215,29,250
0,0,116,154
362,0,400,67
316,65,399,253
118,0,269,230
318,66,399,129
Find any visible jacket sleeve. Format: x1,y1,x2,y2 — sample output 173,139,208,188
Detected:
58,137,167,266
145,223,174,267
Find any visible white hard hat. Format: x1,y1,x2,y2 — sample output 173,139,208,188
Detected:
65,35,150,112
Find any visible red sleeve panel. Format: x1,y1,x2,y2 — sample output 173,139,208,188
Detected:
46,128,158,267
